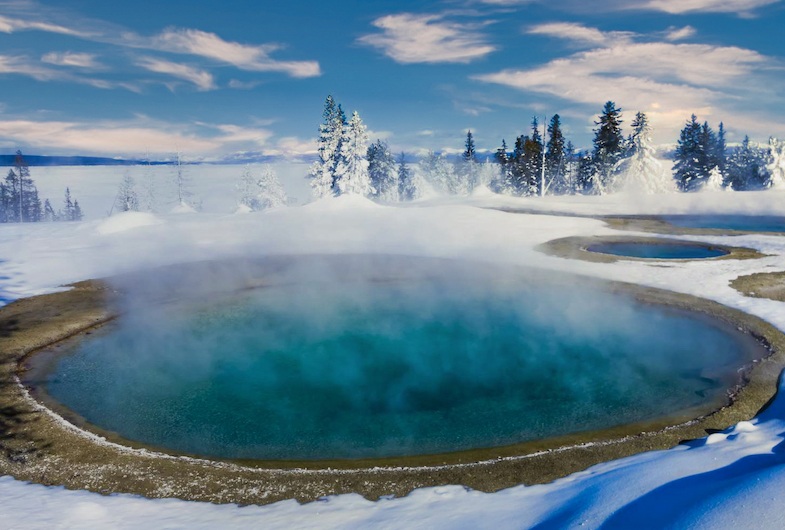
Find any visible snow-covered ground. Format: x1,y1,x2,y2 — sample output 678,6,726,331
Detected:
2,165,785,529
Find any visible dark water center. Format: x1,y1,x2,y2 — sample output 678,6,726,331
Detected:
587,241,729,260
42,258,758,461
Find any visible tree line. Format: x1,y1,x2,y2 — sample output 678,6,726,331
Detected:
0,151,83,223
308,96,785,200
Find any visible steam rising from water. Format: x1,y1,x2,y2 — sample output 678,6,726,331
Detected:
45,255,756,460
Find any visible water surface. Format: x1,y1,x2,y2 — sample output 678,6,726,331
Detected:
587,242,728,260
661,215,785,233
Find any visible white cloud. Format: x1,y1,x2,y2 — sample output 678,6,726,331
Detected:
149,28,320,78
41,52,101,69
664,25,697,41
640,0,780,14
0,14,91,37
475,25,773,140
358,13,496,64
527,22,633,46
136,57,216,91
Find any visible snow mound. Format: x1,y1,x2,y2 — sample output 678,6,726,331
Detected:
470,184,495,197
171,201,198,214
95,212,161,235
233,204,253,215
305,194,380,211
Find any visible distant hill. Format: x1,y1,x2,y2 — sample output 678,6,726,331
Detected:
0,155,168,167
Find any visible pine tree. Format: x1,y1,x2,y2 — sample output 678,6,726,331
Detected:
172,152,195,210
463,131,477,163
673,115,704,191
72,200,83,221
420,151,457,194
236,164,259,211
43,199,56,221
367,139,398,202
0,182,9,223
256,165,288,209
115,172,139,213
713,122,727,179
545,115,566,195
726,136,765,190
521,118,543,196
591,102,625,194
493,139,515,194
615,112,674,193
766,137,785,189
334,111,371,196
398,153,419,201
62,188,75,221
308,95,346,199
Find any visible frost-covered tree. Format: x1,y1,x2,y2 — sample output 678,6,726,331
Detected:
367,139,398,202
115,172,139,213
172,152,196,210
614,112,674,193
334,111,372,196
766,137,785,189
43,199,56,221
492,139,515,194
703,167,726,191
61,187,83,221
236,165,260,211
140,158,158,213
591,102,625,194
726,136,766,190
476,158,500,190
419,150,458,195
256,165,288,209
397,153,419,201
4,151,41,222
545,115,566,195
309,95,346,198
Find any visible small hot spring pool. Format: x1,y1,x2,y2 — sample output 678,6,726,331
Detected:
39,257,759,461
587,241,728,260
661,215,785,233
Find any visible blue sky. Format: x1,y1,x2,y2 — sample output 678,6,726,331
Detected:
0,0,783,159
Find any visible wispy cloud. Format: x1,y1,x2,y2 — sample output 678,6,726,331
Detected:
41,51,102,69
136,56,216,91
358,13,496,64
474,0,781,15
0,116,289,156
527,22,633,47
664,25,697,41
0,13,91,37
148,28,320,78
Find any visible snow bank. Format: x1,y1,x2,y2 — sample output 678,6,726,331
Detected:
95,212,162,235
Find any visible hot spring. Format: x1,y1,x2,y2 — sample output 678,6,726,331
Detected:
36,256,762,462
660,215,785,233
587,241,729,260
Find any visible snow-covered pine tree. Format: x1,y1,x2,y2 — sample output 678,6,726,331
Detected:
397,153,419,201
766,137,785,189
726,136,766,190
334,111,372,197
308,95,346,199
0,182,9,223
545,115,566,195
463,131,477,163
522,118,543,196
492,139,515,195
171,152,197,212
115,172,139,213
72,200,83,221
673,115,704,191
703,167,726,191
591,102,625,194
236,164,260,211
62,188,76,221
419,151,458,195
367,139,398,202
43,199,56,221
256,164,288,209
458,130,479,194
141,156,158,213
615,112,674,193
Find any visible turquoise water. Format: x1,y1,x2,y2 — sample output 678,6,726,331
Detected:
661,215,785,233
587,242,728,259
46,268,752,461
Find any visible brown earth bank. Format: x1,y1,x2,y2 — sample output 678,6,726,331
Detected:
731,271,785,302
1,258,784,505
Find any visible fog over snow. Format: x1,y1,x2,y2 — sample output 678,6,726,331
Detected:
1,165,785,528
